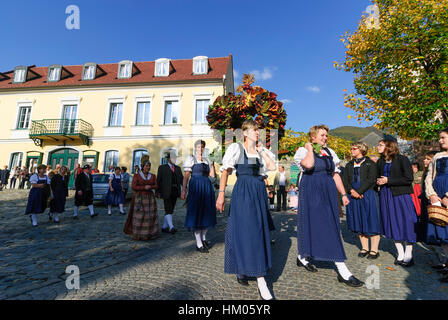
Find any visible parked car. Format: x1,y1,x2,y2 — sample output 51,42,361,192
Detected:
92,174,133,203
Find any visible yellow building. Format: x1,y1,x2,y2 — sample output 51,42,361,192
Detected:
0,55,234,185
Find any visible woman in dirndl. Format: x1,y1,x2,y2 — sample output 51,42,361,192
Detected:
25,164,51,227
105,166,125,215
377,138,417,267
181,140,217,253
294,125,364,287
216,120,277,300
124,160,159,240
423,129,448,281
342,142,382,259
49,166,69,223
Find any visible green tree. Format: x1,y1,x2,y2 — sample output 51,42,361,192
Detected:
335,0,448,140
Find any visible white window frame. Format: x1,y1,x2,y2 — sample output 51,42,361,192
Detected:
105,96,126,128
132,148,149,173
193,56,208,75
82,63,97,80
160,148,178,165
13,67,27,83
118,60,133,79
192,93,213,125
47,65,62,82
135,101,152,126
154,58,170,77
161,93,182,126
103,150,120,172
9,152,23,169
16,105,32,129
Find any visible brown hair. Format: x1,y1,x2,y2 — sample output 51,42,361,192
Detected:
308,124,329,142
352,141,369,156
380,140,400,161
37,164,47,172
194,139,206,148
242,119,259,132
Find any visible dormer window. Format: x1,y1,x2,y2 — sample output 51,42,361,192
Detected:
155,58,170,77
13,66,27,83
118,60,133,79
47,65,62,82
82,63,97,80
193,56,208,75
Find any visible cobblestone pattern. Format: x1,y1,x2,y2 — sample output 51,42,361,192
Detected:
1,189,447,300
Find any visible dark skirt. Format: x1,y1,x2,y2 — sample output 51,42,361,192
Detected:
75,190,93,206
50,190,66,213
424,174,448,245
346,183,381,236
298,172,347,262
105,180,125,206
379,187,417,242
185,175,217,231
25,188,47,215
124,191,159,241
224,175,272,277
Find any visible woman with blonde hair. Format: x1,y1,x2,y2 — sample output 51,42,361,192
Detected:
377,138,417,266
342,142,381,259
216,120,277,300
294,124,363,287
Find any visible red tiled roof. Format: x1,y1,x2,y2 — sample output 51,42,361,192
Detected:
0,55,232,90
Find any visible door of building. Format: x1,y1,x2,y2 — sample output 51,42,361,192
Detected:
49,148,79,187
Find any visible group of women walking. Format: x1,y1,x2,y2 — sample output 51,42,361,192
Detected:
23,120,448,298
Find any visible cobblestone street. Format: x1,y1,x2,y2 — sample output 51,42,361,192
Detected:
1,188,448,300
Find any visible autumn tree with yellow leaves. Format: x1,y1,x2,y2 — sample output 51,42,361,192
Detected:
335,0,448,140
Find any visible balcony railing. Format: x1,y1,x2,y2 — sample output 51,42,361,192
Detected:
29,119,94,146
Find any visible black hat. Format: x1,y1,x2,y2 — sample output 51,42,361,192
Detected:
82,164,90,169
382,134,397,142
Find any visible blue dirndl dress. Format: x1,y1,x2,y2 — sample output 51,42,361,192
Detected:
346,166,381,236
424,157,448,245
224,148,272,277
185,159,217,231
105,174,125,206
297,149,347,262
379,163,417,242
25,175,49,215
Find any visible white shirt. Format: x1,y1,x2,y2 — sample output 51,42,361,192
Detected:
279,172,286,186
109,173,122,180
220,143,276,176
29,174,50,185
293,146,341,174
183,155,210,172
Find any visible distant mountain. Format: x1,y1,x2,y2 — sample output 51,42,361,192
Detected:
330,126,385,142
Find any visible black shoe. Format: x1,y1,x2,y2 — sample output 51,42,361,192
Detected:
296,257,318,273
73,216,79,220
202,240,211,249
337,272,364,287
394,258,404,265
271,239,275,246
432,263,448,270
258,288,275,300
237,276,249,286
90,212,98,218
358,250,369,258
401,258,414,267
437,267,448,275
196,246,209,253
48,212,53,221
367,251,380,260
119,211,126,215
161,228,169,233
169,228,177,234
276,208,281,212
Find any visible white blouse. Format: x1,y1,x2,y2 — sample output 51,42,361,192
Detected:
183,155,210,172
29,174,50,184
293,146,341,174
220,142,276,176
109,173,123,180
139,171,152,181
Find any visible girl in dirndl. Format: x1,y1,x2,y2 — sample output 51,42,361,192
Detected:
216,120,277,300
124,160,159,240
181,140,217,253
423,129,448,281
105,166,125,215
25,164,51,227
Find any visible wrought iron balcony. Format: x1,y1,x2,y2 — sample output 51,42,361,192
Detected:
29,119,94,147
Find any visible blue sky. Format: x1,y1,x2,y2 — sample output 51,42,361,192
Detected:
0,0,373,132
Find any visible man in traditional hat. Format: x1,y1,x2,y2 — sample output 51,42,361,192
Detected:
73,164,97,219
157,151,183,234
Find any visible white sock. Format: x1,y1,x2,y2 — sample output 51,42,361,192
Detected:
404,243,413,263
201,229,208,241
297,254,309,266
30,214,38,226
108,205,112,215
194,231,203,248
395,242,405,261
73,206,79,217
88,205,94,216
166,214,174,229
257,277,273,300
54,213,59,222
119,204,124,212
335,262,353,281
162,216,168,229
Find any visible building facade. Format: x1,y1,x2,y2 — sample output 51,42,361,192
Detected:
0,55,234,182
